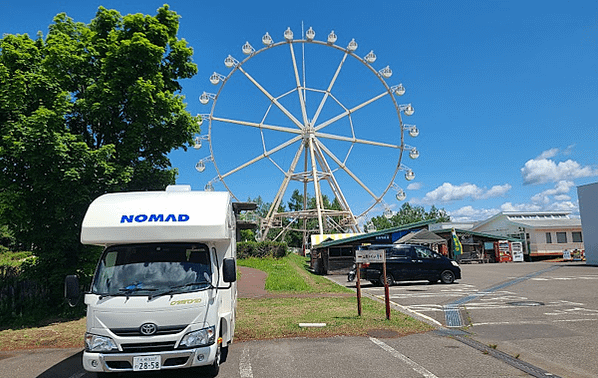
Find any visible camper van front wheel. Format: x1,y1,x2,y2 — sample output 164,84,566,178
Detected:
203,344,221,377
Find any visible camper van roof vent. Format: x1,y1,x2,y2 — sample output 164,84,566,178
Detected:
166,185,192,192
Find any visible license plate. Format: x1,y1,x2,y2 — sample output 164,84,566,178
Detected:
133,355,161,371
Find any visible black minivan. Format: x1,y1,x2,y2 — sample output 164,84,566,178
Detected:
359,244,461,285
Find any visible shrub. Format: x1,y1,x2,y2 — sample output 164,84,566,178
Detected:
237,241,288,259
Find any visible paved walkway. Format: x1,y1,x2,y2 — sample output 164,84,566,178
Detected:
237,266,268,298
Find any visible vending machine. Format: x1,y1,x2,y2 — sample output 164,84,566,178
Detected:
494,240,512,262
511,241,524,262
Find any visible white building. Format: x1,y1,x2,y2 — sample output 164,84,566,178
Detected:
578,182,598,265
472,211,584,260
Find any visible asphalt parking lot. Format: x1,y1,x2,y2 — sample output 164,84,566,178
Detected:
3,261,598,378
328,260,598,378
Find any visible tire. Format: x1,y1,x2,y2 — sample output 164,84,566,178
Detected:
440,270,455,284
203,343,221,377
380,273,395,286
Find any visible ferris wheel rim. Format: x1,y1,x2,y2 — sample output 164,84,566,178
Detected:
204,34,413,219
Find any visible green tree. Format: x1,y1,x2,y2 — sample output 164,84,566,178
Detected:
0,5,198,320
369,203,451,231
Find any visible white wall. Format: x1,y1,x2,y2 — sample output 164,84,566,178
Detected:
578,182,598,265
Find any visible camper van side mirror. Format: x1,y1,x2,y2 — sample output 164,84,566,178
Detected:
223,258,237,283
64,275,80,307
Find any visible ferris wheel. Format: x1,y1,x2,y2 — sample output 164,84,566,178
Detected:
195,26,420,240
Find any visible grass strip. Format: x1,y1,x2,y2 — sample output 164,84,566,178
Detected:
236,296,433,341
236,253,434,340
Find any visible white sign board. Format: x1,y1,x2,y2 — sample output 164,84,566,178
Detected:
355,249,385,263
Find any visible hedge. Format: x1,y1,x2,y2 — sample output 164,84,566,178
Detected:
237,241,288,259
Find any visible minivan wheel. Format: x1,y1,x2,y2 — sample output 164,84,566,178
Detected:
380,273,395,286
440,270,455,284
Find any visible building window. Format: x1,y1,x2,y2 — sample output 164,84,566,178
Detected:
545,232,552,243
556,232,567,243
572,232,583,243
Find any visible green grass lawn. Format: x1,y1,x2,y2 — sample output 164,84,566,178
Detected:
235,254,434,341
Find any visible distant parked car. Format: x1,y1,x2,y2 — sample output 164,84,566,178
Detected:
359,244,461,285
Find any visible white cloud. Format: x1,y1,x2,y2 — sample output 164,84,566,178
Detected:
483,184,512,199
521,148,598,185
407,182,422,190
420,182,511,204
538,148,559,159
448,206,500,222
500,202,542,212
530,180,575,205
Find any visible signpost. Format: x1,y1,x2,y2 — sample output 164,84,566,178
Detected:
355,249,390,319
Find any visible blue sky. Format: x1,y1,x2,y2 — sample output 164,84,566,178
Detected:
2,0,597,225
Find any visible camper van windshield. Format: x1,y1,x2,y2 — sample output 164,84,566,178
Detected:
92,243,213,297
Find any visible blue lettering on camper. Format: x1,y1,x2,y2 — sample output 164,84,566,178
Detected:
149,214,164,222
120,214,190,223
135,214,148,222
121,215,134,223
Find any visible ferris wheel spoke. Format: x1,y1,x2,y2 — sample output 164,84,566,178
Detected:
211,116,302,135
236,65,304,129
314,131,401,149
314,91,389,132
311,52,349,127
315,139,380,201
218,135,302,179
288,43,310,127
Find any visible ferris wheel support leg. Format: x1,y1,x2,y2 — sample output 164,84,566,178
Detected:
262,143,306,240
313,140,360,232
307,139,325,236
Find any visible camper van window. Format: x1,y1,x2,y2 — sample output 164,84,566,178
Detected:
92,243,212,297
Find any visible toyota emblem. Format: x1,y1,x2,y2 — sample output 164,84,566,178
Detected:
140,323,158,336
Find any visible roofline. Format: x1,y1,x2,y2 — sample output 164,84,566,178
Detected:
314,219,437,249
433,228,523,242
473,210,572,229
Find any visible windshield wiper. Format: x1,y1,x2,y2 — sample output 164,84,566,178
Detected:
148,281,211,300
95,286,157,300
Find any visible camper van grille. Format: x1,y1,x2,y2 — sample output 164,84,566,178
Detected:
112,325,186,337
121,341,176,353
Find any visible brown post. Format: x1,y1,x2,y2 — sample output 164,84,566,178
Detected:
356,262,362,316
383,260,390,320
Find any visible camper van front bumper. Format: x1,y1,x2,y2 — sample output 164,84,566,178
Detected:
82,344,218,373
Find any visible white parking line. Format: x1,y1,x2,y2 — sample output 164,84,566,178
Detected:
369,337,439,378
239,346,253,378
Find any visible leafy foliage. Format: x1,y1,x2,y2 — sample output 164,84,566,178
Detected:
368,203,451,231
237,241,288,259
0,5,198,322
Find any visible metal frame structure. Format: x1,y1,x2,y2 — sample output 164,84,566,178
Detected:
197,27,419,242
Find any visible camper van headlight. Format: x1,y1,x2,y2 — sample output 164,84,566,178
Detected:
451,261,460,267
85,333,118,352
179,326,215,348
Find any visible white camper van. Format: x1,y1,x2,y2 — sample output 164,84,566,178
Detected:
65,185,242,376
